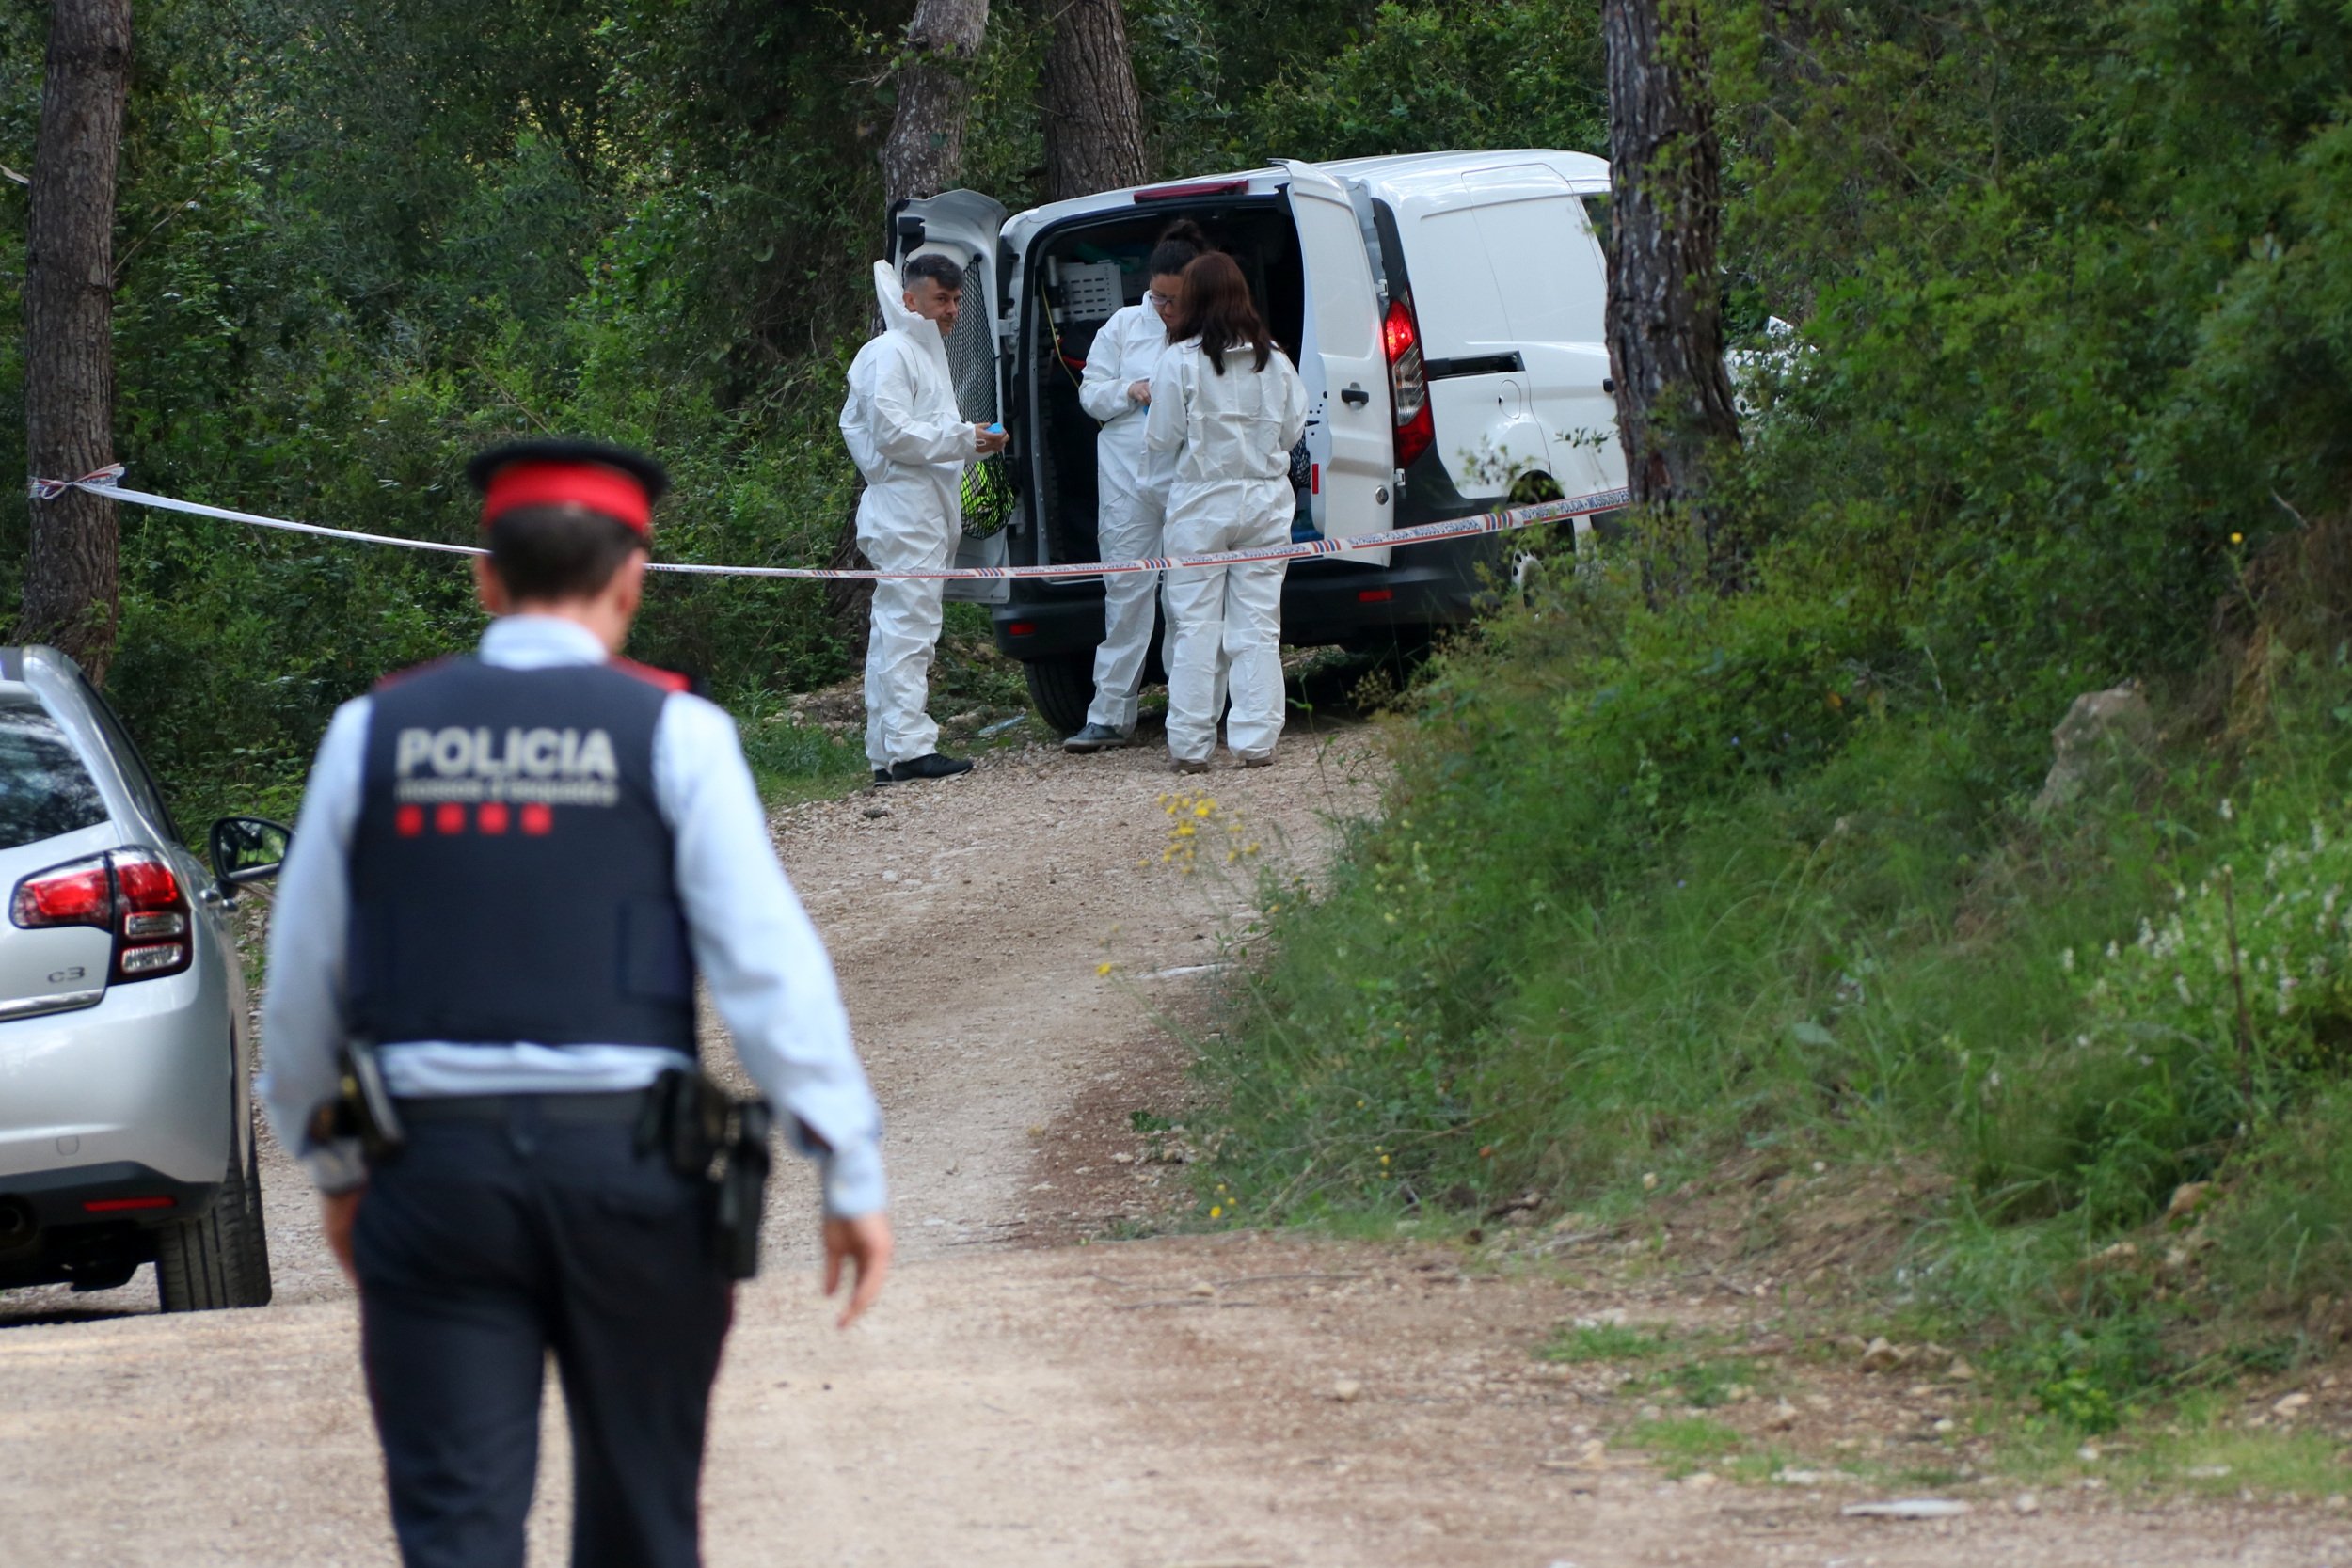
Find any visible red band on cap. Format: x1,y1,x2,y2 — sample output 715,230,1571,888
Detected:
482,462,652,534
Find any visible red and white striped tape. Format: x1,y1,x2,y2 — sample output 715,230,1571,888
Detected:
29,465,1628,581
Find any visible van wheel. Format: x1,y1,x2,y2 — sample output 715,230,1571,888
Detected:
155,1134,273,1312
1023,652,1095,735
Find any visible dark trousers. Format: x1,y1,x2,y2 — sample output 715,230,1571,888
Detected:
353,1097,733,1568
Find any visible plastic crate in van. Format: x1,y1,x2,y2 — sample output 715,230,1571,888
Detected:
1052,260,1124,324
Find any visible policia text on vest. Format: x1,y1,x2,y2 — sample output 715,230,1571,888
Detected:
258,439,892,1568
390,721,623,807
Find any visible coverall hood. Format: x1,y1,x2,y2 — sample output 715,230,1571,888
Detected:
872,261,954,384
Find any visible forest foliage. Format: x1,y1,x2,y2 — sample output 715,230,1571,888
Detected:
1189,0,2352,1418
2,0,1586,814
11,0,2352,1412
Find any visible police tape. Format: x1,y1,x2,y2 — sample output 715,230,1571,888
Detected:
28,464,1630,582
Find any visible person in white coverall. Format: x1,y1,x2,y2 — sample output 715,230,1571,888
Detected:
1146,251,1309,772
1061,221,1207,753
840,252,1009,783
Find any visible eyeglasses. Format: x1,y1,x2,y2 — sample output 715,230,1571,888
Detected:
1146,291,1177,311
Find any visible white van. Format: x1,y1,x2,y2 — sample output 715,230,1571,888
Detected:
896,150,1625,731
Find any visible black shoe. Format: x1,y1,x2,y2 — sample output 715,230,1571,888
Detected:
889,752,975,782
872,768,894,785
1062,722,1134,753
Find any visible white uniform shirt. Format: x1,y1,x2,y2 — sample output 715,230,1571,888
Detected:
259,615,886,1218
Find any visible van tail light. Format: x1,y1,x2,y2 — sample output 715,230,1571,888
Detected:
12,849,193,984
1383,297,1435,470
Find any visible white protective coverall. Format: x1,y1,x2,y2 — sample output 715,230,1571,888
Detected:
840,261,980,768
1076,301,1174,733
1145,340,1310,764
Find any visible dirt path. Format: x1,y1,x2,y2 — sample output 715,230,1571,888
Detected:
4,725,2348,1566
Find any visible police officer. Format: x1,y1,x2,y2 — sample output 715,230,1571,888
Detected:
260,439,893,1568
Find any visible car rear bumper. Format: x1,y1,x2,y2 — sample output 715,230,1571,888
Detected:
992,532,1506,660
0,962,236,1190
1,1159,223,1230
0,1158,220,1289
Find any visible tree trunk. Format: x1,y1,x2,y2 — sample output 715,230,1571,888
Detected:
1041,0,1148,202
881,0,992,214
834,0,992,645
21,0,131,681
1600,0,1739,536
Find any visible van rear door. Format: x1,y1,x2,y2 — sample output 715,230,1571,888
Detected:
1280,161,1395,567
891,190,1011,603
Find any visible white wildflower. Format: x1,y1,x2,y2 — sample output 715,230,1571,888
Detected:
2060,947,2075,974
2175,973,2194,1006
2220,796,2234,821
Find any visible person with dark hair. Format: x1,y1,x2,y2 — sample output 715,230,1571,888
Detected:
840,255,1010,783
1063,219,1209,752
260,438,893,1568
1146,252,1309,772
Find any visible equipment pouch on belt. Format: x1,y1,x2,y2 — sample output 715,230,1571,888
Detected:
637,1068,773,1281
308,1039,406,1162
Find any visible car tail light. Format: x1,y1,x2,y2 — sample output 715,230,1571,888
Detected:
12,856,111,929
11,849,193,984
1383,297,1435,471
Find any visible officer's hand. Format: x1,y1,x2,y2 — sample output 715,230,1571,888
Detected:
1129,378,1152,405
973,423,1009,455
822,1212,893,1328
321,1188,365,1283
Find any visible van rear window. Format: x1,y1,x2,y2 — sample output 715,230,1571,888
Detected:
0,695,108,852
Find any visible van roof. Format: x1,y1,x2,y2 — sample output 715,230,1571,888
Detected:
1000,149,1608,249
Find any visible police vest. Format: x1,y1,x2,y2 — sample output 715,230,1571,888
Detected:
346,657,697,1053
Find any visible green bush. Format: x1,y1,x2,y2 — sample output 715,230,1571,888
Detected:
2206,1077,2352,1311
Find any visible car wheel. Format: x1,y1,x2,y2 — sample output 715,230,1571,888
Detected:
154,1132,273,1312
1023,650,1096,735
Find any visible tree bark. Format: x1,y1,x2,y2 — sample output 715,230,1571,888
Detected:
1600,0,1740,531
881,0,992,214
1041,0,1148,202
21,0,131,681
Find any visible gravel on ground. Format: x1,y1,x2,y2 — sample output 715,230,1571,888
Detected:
5,722,2348,1566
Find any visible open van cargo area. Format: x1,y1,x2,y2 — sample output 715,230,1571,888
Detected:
1022,201,1306,570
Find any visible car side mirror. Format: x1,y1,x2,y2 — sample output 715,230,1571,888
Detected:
209,816,293,892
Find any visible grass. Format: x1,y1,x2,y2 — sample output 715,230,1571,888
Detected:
1988,1389,2351,1499
1625,1416,1747,1476
1543,1322,1676,1363
737,714,870,805
1191,532,2352,1436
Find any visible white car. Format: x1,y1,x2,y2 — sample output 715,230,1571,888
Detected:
0,646,286,1311
897,150,1627,730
